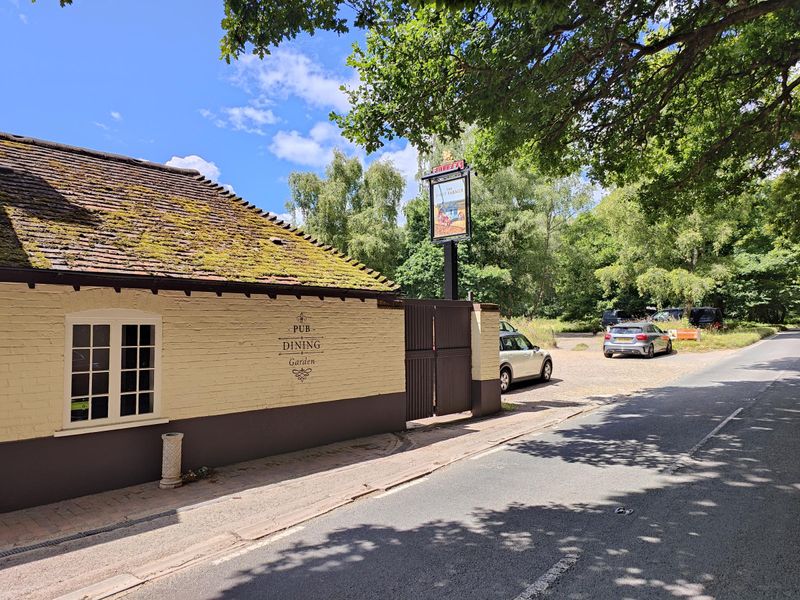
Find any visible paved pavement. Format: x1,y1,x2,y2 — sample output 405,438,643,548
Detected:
0,340,755,599
118,331,800,600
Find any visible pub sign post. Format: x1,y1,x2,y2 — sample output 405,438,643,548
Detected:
422,160,472,301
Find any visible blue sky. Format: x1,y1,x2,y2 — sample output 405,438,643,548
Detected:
0,0,419,220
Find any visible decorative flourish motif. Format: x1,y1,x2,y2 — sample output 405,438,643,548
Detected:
296,312,307,323
292,367,312,382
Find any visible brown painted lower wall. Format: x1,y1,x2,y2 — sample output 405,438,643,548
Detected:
471,379,501,418
0,392,405,513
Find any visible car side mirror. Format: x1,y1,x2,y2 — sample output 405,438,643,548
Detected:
532,345,540,352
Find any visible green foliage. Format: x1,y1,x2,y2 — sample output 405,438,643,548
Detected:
325,1,800,214
395,136,592,311
394,240,443,298
507,318,558,350
287,150,405,277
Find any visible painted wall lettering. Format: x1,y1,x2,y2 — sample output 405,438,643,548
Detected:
279,312,323,381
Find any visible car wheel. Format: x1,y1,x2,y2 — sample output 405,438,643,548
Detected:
646,344,654,359
540,359,552,382
500,368,511,393
604,351,614,358
666,340,673,354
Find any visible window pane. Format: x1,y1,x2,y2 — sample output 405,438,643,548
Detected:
121,370,137,393
120,394,137,416
92,371,109,395
138,392,154,414
122,347,138,369
139,347,154,369
71,372,89,397
73,324,90,347
92,348,109,371
139,369,154,391
122,325,138,346
92,325,110,347
72,349,90,372
139,325,154,346
91,396,108,419
70,398,89,422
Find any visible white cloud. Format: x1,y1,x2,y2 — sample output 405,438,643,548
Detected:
268,120,360,168
93,121,110,131
165,155,221,181
376,142,420,200
222,106,277,135
18,13,27,24
269,131,332,167
165,156,238,195
110,111,122,121
233,50,356,113
199,108,226,129
200,106,278,136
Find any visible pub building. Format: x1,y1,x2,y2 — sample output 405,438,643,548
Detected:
0,132,410,512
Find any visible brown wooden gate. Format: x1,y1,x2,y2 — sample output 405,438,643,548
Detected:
404,300,472,421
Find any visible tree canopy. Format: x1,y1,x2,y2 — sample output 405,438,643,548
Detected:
286,150,405,276
215,0,800,212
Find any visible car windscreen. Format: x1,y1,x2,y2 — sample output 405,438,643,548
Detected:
691,309,717,320
610,326,642,334
501,335,533,351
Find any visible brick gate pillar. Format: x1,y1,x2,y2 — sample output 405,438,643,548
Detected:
470,303,501,417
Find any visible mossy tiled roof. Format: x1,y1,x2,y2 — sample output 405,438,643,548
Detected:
0,132,397,293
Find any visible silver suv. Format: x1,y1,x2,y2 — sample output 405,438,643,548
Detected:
603,322,672,358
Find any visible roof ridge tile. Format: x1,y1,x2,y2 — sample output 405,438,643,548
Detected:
0,131,201,177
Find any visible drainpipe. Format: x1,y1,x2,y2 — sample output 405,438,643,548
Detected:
159,432,184,489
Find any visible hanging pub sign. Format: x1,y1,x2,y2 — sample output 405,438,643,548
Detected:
422,160,471,243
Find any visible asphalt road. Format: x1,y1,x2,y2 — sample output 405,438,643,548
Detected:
123,331,800,600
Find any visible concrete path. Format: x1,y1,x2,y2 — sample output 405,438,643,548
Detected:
0,342,750,599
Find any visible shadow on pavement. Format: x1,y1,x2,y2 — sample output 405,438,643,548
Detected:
504,377,564,395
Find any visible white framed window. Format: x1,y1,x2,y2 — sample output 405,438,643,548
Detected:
64,309,162,431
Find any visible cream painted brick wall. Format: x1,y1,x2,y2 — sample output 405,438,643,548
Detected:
0,284,405,442
471,307,500,381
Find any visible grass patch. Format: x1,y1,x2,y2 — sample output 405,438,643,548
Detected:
559,319,603,334
508,318,559,349
672,325,779,352
501,401,519,411
572,343,590,351
507,317,602,349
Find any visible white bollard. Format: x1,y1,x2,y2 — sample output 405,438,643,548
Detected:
159,432,184,489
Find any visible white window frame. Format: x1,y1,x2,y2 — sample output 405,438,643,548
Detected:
62,309,163,433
